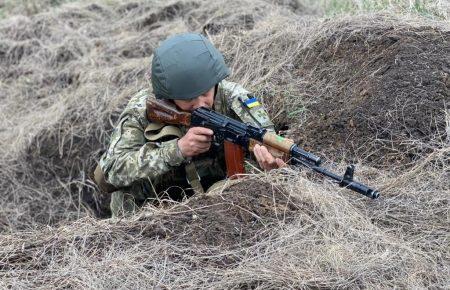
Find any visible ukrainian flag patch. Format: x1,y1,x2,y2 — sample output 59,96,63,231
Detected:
244,97,261,108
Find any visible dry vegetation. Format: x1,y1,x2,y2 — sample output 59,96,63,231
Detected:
0,0,449,288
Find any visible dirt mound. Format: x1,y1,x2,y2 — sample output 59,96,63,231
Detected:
0,179,296,271
0,0,294,231
292,19,449,166
141,181,295,249
1,164,449,288
0,2,449,288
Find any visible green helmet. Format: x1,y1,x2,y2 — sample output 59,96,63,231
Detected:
151,33,230,100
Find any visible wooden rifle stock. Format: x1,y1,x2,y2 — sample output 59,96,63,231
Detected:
146,98,191,126
248,138,290,162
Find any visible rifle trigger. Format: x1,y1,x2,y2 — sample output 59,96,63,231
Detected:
213,130,224,146
212,135,220,147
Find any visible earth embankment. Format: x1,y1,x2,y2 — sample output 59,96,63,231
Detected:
0,0,448,288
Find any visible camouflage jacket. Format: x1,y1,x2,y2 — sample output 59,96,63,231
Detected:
99,80,274,192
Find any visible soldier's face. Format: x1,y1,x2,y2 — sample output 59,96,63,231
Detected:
173,87,215,112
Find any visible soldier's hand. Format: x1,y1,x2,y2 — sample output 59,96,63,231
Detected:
253,144,287,171
177,127,213,157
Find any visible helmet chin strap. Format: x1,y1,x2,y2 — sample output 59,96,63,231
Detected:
212,83,219,110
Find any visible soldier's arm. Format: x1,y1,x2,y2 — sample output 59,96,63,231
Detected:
218,80,275,130
99,116,185,188
218,81,285,170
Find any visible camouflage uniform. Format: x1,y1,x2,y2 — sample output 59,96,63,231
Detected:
99,80,274,217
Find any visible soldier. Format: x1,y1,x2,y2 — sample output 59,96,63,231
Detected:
94,33,285,218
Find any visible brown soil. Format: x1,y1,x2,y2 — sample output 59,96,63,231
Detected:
1,179,299,270
0,0,282,229
140,180,297,249
293,24,449,166
0,2,449,288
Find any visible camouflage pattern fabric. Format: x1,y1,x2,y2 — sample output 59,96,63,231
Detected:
215,80,274,129
99,80,274,217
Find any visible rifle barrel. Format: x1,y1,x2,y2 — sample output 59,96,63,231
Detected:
191,106,380,199
292,157,380,199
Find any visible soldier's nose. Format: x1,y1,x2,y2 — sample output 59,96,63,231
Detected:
198,101,210,109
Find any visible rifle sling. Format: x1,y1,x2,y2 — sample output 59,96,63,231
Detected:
185,162,205,194
144,123,183,141
92,163,118,194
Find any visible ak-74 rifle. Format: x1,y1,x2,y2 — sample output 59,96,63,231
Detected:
147,98,380,199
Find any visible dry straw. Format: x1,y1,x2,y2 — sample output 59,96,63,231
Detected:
0,0,449,288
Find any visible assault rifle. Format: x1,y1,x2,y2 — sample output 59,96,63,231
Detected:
147,99,380,199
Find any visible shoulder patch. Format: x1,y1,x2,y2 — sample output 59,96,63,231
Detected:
243,96,261,108
218,80,274,129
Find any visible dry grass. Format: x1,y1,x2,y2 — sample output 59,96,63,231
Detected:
0,159,448,288
0,0,449,288
298,0,450,19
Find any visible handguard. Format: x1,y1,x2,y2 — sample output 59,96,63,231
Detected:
191,107,380,199
146,99,380,199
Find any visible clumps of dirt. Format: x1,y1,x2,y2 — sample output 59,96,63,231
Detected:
0,0,293,231
0,178,296,272
140,180,296,249
1,164,449,288
292,18,449,166
0,1,448,287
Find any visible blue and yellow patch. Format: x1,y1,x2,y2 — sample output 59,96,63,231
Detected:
244,97,261,108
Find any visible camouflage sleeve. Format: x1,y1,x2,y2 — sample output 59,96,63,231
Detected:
215,81,277,170
99,116,185,188
217,80,275,130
